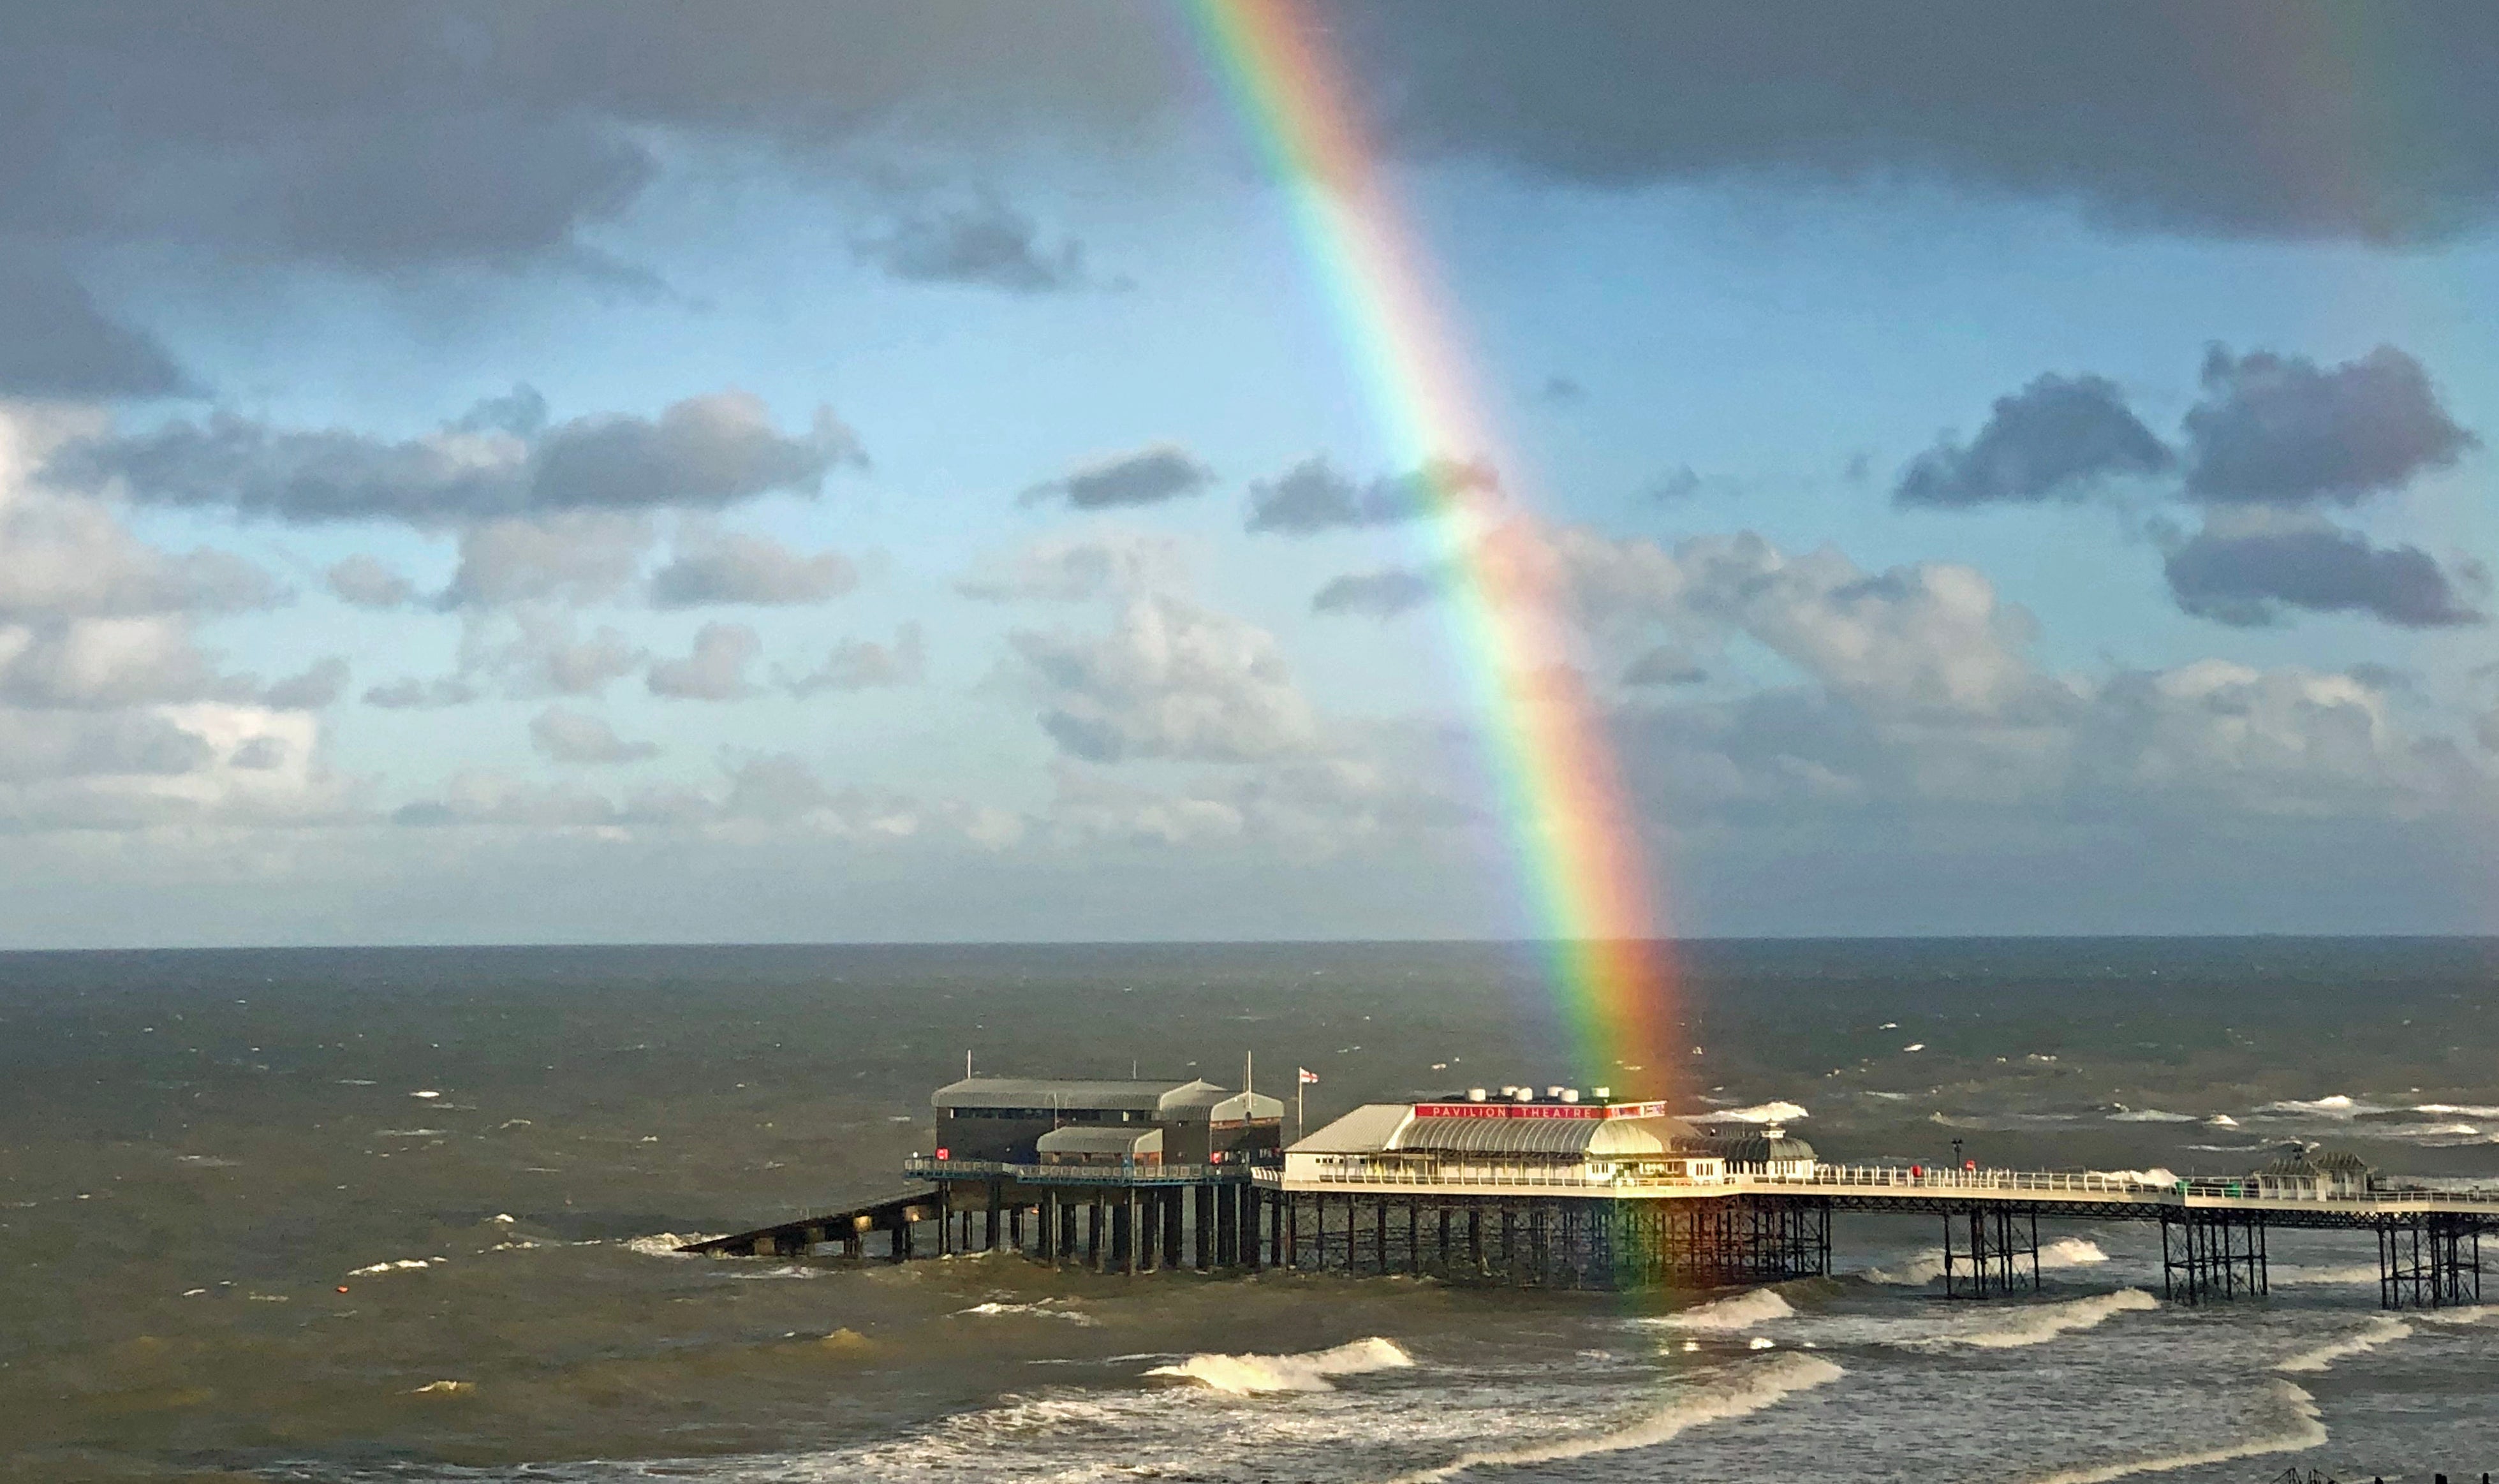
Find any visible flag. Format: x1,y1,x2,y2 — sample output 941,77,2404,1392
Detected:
1298,1068,1319,1085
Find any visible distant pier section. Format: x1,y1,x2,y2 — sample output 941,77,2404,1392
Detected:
684,1074,2498,1311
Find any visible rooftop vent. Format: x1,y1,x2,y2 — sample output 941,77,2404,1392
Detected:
1514,1087,1536,1103
1560,1089,1581,1103
1545,1085,1565,1099
1467,1087,1488,1102
1593,1086,1611,1100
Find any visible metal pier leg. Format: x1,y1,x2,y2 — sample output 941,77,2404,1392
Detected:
1244,1186,1264,1270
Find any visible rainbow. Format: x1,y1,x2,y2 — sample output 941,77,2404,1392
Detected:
1185,0,1679,1094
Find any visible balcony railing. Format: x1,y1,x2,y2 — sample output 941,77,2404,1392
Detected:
1276,1159,2499,1209
902,1156,1262,1184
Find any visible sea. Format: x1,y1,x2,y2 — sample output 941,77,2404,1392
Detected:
3,937,2495,1483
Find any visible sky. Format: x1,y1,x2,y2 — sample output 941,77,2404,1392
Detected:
8,1,2499,946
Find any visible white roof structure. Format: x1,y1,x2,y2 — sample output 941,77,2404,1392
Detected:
1036,1126,1163,1157
933,1076,1232,1117
1292,1103,1704,1159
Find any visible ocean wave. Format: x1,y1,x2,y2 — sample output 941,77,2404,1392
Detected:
2255,1094,2389,1120
2274,1316,2409,1373
1907,1288,2157,1350
2269,1263,2380,1286
1387,1353,1844,1483
2025,1379,2324,1484
955,1300,1098,1326
2414,1304,2499,1326
1651,1289,1794,1330
2345,1120,2482,1140
2107,1108,2198,1123
623,1232,721,1258
2086,1168,2176,1186
1864,1237,2107,1287
1146,1336,1413,1394
1690,1100,1810,1124
2414,1102,2499,1117
346,1256,443,1276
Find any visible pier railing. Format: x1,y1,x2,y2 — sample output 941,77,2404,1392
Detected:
1278,1158,2499,1209
902,1156,1261,1185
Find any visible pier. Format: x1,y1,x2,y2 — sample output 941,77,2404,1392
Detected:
688,1075,2497,1311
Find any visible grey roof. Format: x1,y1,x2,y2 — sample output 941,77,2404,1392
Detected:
1036,1126,1163,1156
932,1076,1230,1115
2260,1148,2324,1179
1290,1103,1413,1154
2312,1149,2373,1175
1703,1133,1818,1163
1210,1091,1286,1122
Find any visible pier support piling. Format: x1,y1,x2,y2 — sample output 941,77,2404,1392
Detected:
2162,1208,2267,1304
2379,1214,2484,1309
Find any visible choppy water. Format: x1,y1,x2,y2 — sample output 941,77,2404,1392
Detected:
3,939,2495,1481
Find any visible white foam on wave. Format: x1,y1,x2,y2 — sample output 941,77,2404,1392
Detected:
2086,1168,2176,1187
2274,1316,2410,1373
956,1300,1098,1326
1690,1100,1810,1124
1651,1289,1795,1330
2414,1101,2499,1117
2025,1379,2324,1484
2107,1108,2198,1123
1865,1237,2107,1286
1863,1251,1948,1285
2255,1094,2388,1120
1386,1353,1844,1483
1146,1336,1413,1394
1910,1288,2158,1350
346,1256,443,1276
623,1232,721,1258
2414,1304,2499,1326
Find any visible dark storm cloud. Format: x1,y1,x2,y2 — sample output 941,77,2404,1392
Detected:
47,389,860,525
1311,568,1436,619
0,250,189,398
11,1,2499,327
1245,455,1496,535
2182,346,2479,506
1895,374,2174,507
1337,2,2499,243
0,4,1174,272
2163,522,2483,628
1622,646,1707,687
1022,445,1214,510
855,197,1093,293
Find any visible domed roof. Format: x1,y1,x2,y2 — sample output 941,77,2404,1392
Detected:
1697,1131,1817,1163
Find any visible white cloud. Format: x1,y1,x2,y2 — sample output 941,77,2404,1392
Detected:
646,621,760,700
785,624,925,696
1008,593,1316,763
529,706,659,765
957,528,1188,603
